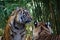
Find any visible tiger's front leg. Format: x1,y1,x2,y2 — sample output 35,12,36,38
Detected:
3,25,11,40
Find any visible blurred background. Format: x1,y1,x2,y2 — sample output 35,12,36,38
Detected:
0,0,60,36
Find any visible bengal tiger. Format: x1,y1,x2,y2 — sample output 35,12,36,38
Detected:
33,22,60,40
1,7,32,40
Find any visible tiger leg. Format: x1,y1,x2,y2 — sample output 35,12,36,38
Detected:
4,25,11,40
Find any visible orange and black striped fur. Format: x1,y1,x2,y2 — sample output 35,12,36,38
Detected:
1,7,32,40
33,22,60,40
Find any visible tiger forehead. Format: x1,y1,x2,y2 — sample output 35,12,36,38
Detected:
16,8,29,15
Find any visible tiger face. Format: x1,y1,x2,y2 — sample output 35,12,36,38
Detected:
15,8,32,24
33,22,52,40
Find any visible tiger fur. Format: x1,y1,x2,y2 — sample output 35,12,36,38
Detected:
33,22,60,40
1,7,32,40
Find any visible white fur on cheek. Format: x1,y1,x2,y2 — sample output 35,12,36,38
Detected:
16,14,22,23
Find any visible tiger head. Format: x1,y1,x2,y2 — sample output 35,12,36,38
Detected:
33,22,52,40
16,8,32,23
15,8,32,24
10,7,32,25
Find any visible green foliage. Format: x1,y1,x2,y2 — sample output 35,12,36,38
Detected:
26,21,34,35
0,29,4,36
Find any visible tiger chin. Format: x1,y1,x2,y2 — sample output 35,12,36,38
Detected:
1,7,32,40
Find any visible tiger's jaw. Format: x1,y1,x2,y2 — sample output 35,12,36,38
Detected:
15,12,32,24
25,18,32,23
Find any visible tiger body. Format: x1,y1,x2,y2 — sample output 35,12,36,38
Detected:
2,7,32,40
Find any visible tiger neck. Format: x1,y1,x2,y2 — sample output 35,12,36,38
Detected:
14,23,25,30
9,19,26,29
9,22,26,40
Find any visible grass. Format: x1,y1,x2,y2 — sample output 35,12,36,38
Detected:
0,29,4,36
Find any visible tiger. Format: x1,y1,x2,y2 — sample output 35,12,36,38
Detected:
1,7,32,40
25,22,60,40
33,22,54,40
33,22,60,40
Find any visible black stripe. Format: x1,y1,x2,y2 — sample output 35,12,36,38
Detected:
14,26,19,30
21,34,25,38
20,29,25,34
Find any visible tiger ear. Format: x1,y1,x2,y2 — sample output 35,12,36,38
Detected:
16,7,23,12
16,7,20,11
